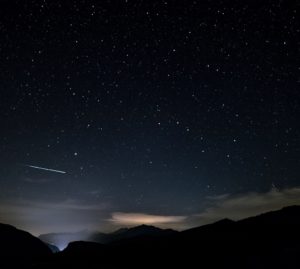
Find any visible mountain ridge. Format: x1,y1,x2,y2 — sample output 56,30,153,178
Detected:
2,205,300,268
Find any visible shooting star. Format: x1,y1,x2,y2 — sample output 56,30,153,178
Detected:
24,165,66,174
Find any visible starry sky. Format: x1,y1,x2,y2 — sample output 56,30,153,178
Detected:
0,0,299,235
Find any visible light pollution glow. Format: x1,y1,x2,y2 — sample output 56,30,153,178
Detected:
110,213,187,225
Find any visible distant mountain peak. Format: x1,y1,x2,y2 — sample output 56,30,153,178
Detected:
112,224,175,235
127,224,162,231
213,218,235,225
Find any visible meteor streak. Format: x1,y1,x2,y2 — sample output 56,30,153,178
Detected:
25,165,66,174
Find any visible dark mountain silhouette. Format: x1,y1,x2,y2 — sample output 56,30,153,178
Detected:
0,223,52,268
3,206,300,268
50,206,300,268
114,224,176,237
39,224,176,248
174,206,300,268
89,224,177,244
240,205,300,225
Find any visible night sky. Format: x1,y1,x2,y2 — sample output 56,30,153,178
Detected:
0,0,299,235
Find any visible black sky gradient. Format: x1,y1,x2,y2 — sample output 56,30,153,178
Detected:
0,0,299,234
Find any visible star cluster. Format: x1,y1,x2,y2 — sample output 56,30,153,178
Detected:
0,0,299,234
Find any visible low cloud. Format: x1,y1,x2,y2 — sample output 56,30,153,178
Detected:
0,199,111,235
109,187,300,230
1,187,300,235
189,187,300,227
109,212,187,227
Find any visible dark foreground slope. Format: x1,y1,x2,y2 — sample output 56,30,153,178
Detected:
33,206,300,269
0,223,52,268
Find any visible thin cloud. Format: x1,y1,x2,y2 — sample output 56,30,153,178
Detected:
22,199,110,211
0,199,111,235
1,187,300,235
22,177,54,184
188,187,300,227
